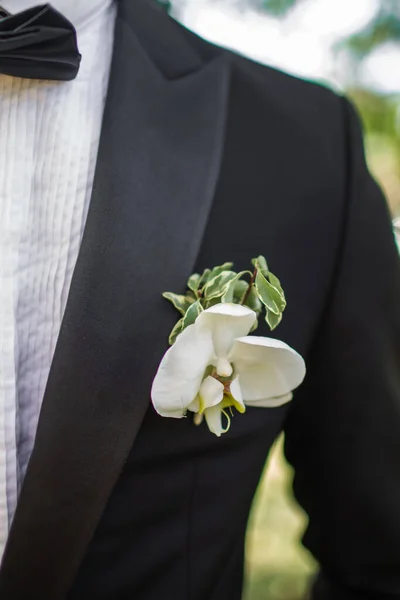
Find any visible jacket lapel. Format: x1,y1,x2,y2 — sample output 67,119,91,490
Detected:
0,1,230,597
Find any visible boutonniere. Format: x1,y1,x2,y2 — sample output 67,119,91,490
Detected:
151,256,306,436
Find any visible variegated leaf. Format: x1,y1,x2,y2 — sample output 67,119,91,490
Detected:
182,300,204,330
221,271,252,303
207,262,234,281
168,318,184,345
162,292,195,316
203,271,237,301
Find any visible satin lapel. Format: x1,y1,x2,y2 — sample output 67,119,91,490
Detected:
0,2,230,598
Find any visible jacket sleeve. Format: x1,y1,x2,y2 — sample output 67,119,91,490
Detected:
283,96,400,599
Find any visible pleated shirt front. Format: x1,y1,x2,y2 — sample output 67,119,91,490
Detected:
0,0,116,557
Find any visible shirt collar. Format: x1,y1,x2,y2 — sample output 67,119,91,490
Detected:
2,0,114,30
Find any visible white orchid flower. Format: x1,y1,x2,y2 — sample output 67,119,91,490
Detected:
151,303,306,437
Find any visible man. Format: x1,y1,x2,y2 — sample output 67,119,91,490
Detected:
0,0,399,598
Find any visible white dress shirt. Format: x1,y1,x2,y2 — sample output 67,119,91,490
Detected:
0,0,116,557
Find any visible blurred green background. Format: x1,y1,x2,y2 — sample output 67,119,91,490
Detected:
163,1,400,598
244,435,317,600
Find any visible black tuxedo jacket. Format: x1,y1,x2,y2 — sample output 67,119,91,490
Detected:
0,1,399,599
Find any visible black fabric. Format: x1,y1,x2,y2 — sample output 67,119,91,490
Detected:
0,0,399,599
0,4,81,80
312,572,400,600
285,98,400,600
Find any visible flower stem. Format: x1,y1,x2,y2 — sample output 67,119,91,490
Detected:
242,268,257,306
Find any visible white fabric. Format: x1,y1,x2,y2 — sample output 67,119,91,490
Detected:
2,0,112,29
0,0,116,558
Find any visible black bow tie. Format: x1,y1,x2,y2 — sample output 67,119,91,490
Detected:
0,4,81,81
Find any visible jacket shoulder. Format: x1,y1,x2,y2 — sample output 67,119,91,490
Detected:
176,15,343,124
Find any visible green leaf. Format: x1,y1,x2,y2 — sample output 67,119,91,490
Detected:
268,271,286,306
187,273,202,294
252,255,269,276
168,318,184,345
187,268,213,296
182,300,203,330
198,268,212,288
265,310,283,331
221,278,237,303
252,258,286,309
203,271,237,301
208,262,234,281
168,299,204,344
221,270,252,303
243,284,262,314
162,292,195,316
268,281,286,313
233,280,249,304
255,271,281,315
251,257,286,329
188,264,235,297
203,297,221,309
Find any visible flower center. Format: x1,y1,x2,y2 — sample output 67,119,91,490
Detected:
209,369,245,415
216,357,233,378
210,368,233,392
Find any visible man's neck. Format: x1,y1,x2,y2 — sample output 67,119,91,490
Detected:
2,0,114,30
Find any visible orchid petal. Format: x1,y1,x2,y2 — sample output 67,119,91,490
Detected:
196,303,256,376
151,324,214,418
198,376,224,413
187,397,200,414
193,412,204,426
244,392,293,408
227,377,246,414
229,336,306,406
204,404,230,437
